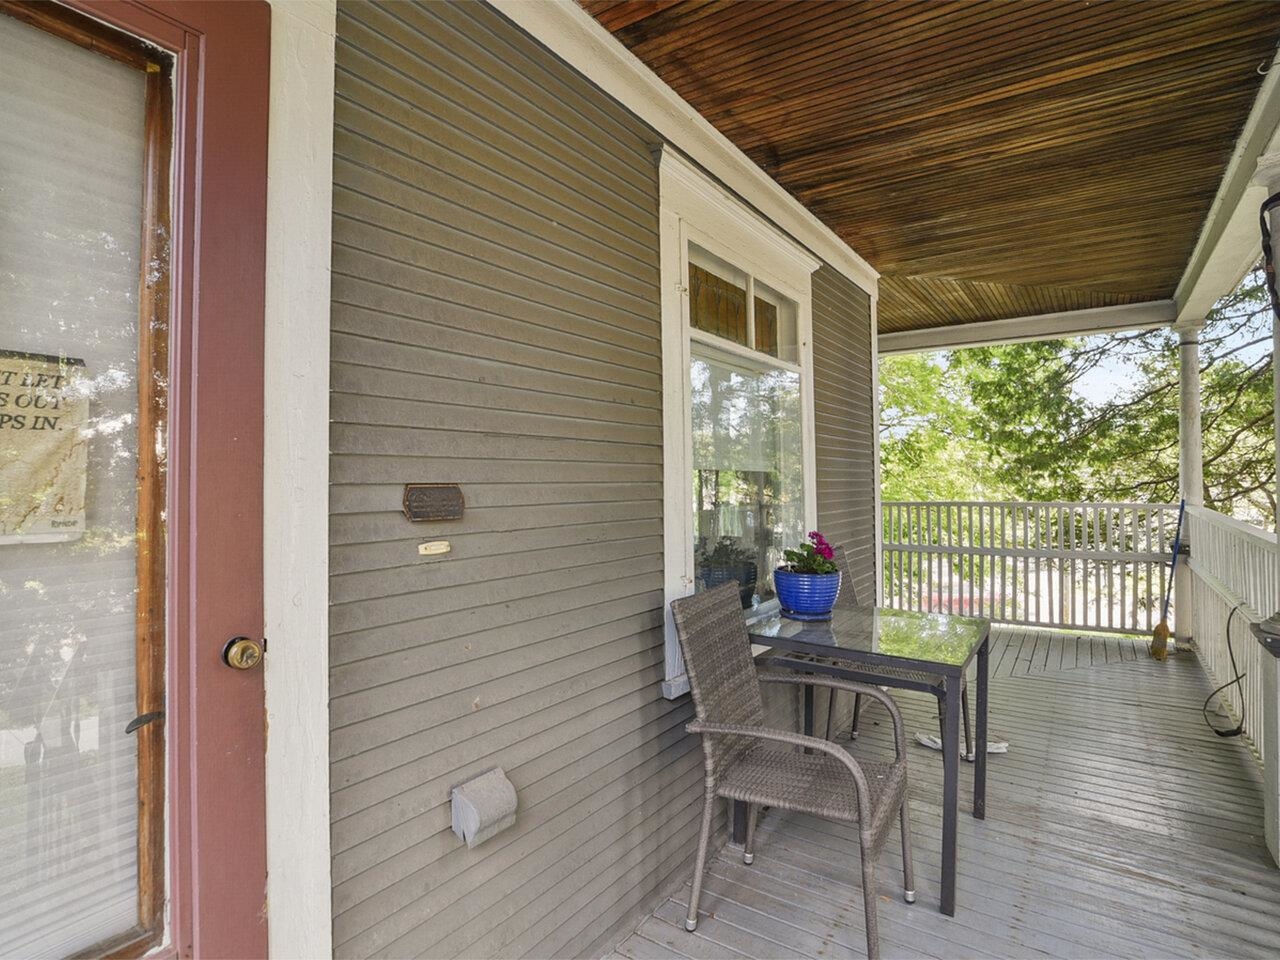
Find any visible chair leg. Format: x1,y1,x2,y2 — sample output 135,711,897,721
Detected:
849,692,863,739
860,848,881,960
962,685,974,761
900,797,916,904
825,689,836,741
744,802,756,865
686,790,716,932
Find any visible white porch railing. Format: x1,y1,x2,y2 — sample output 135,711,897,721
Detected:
1184,504,1280,758
881,501,1179,634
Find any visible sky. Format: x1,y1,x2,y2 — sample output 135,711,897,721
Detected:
1068,318,1273,407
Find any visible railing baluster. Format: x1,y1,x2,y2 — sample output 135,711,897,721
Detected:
1131,507,1140,627
1120,505,1128,628
1001,504,1009,623
1106,507,1114,631
925,504,934,613
1033,505,1041,623
1092,507,1102,629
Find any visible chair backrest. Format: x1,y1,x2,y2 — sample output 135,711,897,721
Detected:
832,544,862,608
670,582,764,733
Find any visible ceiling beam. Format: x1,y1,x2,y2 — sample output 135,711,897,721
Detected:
1175,40,1280,322
878,300,1177,355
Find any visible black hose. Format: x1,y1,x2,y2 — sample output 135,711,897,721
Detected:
1202,603,1246,738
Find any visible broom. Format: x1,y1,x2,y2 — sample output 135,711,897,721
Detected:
1150,498,1186,661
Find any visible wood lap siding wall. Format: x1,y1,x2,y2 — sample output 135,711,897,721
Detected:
328,2,700,957
812,266,877,603
328,3,879,956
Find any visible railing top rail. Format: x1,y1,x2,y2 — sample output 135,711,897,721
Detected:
1184,503,1278,547
883,500,1177,510
879,542,1168,562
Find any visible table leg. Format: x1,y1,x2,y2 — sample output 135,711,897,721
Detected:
941,673,961,917
732,799,748,845
975,635,989,820
803,678,814,737
802,675,815,754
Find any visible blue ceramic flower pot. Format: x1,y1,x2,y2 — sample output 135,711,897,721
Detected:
774,569,841,619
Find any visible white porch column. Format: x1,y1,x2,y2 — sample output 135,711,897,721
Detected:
1173,318,1204,651
1176,319,1206,510
1254,152,1280,865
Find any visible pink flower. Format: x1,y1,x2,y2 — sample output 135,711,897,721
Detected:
817,543,834,561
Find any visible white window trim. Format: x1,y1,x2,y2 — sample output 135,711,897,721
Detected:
658,147,820,698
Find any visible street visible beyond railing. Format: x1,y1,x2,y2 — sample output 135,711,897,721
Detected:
881,501,1178,635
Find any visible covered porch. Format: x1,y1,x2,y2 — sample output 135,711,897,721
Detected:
307,2,1280,956
565,2,1280,957
610,626,1280,959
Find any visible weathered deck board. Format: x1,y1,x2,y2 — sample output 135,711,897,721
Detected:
609,630,1279,959
989,625,1147,679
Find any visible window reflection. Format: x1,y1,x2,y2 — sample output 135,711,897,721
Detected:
691,347,803,609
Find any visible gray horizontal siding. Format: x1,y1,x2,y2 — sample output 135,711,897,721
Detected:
812,265,877,605
329,2,702,957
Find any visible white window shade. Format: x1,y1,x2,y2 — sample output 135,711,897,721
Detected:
691,348,802,475
0,14,149,958
690,346,805,612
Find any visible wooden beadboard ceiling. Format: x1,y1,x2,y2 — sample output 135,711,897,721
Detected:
582,0,1280,333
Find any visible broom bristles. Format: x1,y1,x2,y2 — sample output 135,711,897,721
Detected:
1150,620,1170,661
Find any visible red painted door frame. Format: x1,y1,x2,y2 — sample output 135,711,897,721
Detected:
65,3,272,957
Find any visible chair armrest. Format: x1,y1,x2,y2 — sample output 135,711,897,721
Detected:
757,672,906,759
686,721,872,811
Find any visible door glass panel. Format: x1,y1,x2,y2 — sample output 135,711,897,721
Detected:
0,13,152,958
691,344,804,610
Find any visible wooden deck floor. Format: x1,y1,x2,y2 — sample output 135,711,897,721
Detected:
989,626,1148,678
607,628,1280,960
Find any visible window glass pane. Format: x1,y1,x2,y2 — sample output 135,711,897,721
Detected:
688,244,748,347
0,14,150,958
755,281,798,363
753,296,778,358
691,345,804,609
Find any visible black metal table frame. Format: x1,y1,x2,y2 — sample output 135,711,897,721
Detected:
741,623,990,917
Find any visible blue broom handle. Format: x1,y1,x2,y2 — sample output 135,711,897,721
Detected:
1162,498,1186,624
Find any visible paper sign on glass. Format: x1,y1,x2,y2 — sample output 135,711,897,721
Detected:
0,349,88,543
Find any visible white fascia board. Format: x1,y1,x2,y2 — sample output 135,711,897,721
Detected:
1175,40,1280,321
488,0,878,296
879,300,1177,355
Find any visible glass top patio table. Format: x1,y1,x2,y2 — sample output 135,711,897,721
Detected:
747,604,990,676
747,603,993,917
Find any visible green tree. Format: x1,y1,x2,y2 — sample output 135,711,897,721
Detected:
878,351,1004,502
880,270,1276,528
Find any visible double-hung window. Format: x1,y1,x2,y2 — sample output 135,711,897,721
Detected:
658,149,820,698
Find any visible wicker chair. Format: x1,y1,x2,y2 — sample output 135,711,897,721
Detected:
671,582,914,960
830,545,973,759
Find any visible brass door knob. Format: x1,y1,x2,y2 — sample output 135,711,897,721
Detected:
222,636,264,670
